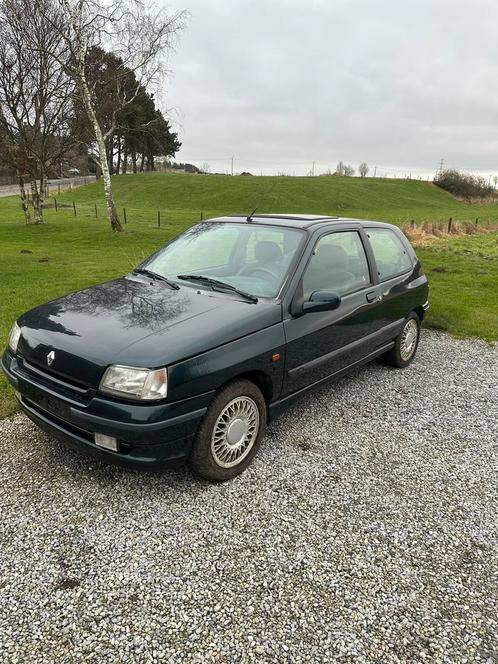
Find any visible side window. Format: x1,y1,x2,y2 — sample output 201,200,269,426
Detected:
303,231,371,298
366,229,412,281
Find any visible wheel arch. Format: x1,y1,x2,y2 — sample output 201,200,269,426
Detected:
213,370,274,409
232,370,274,405
413,305,425,322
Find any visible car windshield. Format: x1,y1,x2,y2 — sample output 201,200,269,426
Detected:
142,222,305,298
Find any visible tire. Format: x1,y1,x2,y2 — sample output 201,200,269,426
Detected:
383,312,421,368
188,379,267,482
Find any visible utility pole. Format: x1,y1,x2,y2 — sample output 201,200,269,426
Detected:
374,166,377,177
231,155,234,176
311,161,315,177
438,158,444,173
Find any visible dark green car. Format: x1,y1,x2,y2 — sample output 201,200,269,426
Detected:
2,214,428,481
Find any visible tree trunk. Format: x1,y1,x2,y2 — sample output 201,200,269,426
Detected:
18,172,32,225
30,177,43,224
39,171,46,207
139,153,145,172
132,151,137,173
107,138,115,175
122,150,128,174
78,73,123,232
116,138,122,175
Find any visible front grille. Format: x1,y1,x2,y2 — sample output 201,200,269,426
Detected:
22,357,90,391
18,357,93,404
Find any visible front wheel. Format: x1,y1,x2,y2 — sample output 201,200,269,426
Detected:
188,379,267,482
383,312,421,368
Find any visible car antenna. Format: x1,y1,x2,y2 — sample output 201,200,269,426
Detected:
246,181,278,222
246,205,258,222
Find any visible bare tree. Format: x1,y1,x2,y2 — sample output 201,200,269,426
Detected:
0,0,76,223
335,161,345,176
200,162,211,174
48,0,187,232
359,162,369,177
344,164,355,176
0,114,31,223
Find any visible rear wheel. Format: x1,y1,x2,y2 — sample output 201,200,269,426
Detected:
189,379,267,482
384,312,421,368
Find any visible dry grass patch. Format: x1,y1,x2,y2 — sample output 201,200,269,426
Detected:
402,219,498,247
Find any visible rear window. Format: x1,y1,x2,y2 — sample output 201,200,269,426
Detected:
366,228,412,281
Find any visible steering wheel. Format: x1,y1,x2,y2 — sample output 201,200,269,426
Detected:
238,266,281,282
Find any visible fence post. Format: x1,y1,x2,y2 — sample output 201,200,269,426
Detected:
54,198,58,212
73,201,77,216
157,211,161,228
94,203,98,218
123,208,127,224
447,217,453,234
475,217,479,229
200,211,203,221
410,219,415,229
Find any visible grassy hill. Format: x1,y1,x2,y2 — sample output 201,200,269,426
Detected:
1,173,497,418
67,172,498,223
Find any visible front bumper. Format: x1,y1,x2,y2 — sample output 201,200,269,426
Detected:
2,352,214,470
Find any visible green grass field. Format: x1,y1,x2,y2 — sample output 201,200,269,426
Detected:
1,173,497,418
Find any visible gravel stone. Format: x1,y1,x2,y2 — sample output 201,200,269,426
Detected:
0,330,497,663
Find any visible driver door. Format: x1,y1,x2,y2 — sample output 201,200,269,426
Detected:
282,229,384,396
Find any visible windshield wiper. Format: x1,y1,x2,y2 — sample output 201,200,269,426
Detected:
133,268,180,290
177,274,258,303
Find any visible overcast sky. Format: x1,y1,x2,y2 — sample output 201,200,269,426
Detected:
164,0,498,177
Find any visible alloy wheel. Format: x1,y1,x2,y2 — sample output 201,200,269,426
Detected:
210,396,260,468
400,319,419,361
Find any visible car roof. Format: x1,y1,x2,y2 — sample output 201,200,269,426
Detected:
206,214,395,230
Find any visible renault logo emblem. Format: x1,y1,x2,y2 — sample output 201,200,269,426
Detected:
47,350,55,366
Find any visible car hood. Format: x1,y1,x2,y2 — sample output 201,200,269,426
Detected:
17,275,281,388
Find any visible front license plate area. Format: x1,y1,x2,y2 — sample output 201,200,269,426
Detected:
19,381,72,422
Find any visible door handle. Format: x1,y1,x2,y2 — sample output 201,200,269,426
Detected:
366,291,382,303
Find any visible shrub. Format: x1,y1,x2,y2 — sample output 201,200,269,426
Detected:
434,169,494,202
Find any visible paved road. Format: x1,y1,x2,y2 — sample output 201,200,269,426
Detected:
0,175,96,198
0,330,497,663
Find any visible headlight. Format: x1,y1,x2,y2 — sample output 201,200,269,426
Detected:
8,322,21,355
99,365,168,401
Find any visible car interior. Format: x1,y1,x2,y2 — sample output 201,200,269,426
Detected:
303,233,371,298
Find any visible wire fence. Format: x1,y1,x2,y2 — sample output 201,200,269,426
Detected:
39,199,207,228
0,175,95,199
35,197,498,233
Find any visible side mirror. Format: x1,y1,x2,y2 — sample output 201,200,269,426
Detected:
302,290,341,314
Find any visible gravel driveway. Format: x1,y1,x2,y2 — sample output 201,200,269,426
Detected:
0,330,497,663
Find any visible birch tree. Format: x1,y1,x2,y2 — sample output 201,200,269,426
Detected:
53,0,187,232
